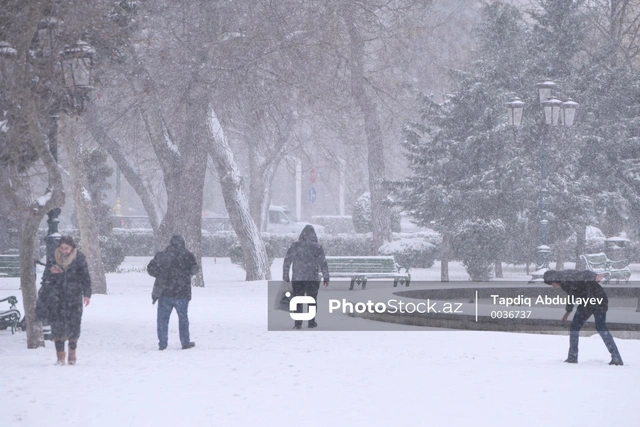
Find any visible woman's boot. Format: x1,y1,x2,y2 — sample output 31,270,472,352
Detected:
54,340,66,365
68,340,77,365
56,351,66,365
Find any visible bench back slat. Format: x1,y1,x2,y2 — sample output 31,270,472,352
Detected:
325,256,397,274
0,254,21,277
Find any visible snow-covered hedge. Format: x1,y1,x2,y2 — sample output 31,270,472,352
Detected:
311,216,354,234
229,240,276,271
112,228,157,256
201,231,238,257
378,238,437,269
109,228,440,260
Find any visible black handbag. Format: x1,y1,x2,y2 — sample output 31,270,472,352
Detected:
35,281,56,323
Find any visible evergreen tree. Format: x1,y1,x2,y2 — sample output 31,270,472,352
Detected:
393,2,533,277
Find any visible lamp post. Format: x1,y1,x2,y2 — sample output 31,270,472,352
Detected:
507,81,578,282
36,16,95,267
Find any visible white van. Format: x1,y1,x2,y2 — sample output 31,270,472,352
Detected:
267,206,325,235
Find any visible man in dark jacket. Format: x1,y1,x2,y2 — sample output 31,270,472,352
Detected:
544,269,623,365
283,225,329,329
148,235,198,350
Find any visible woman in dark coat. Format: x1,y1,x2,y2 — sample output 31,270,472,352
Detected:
39,236,92,365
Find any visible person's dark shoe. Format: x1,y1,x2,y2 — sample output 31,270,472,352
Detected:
609,355,624,366
182,342,196,350
159,345,167,351
308,320,317,329
564,355,578,364
293,323,302,330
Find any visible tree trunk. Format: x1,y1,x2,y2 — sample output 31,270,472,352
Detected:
206,105,270,281
157,92,208,287
494,260,503,278
440,233,450,282
343,6,392,250
575,224,587,269
20,214,45,348
249,156,282,232
19,96,65,348
246,114,290,232
65,122,108,294
555,239,566,271
248,141,265,230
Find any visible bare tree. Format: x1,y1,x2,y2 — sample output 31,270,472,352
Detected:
207,107,270,280
82,101,163,234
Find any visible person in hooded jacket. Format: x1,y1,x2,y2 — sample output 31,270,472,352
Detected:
283,225,329,329
147,235,198,350
544,269,623,365
37,235,92,365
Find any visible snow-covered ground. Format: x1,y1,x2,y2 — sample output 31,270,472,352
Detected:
1,257,639,427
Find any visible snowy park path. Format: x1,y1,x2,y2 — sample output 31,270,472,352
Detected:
1,258,639,427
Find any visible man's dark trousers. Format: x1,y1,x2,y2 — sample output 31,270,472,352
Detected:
569,308,620,358
292,281,320,327
157,296,191,348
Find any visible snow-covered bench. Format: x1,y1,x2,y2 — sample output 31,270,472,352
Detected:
580,252,631,285
324,256,410,290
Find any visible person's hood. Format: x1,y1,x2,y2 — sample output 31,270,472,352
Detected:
170,235,186,248
298,225,318,243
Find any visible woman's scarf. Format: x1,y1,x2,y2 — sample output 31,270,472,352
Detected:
54,247,78,271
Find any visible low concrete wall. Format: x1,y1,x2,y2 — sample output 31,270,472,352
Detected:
349,284,640,338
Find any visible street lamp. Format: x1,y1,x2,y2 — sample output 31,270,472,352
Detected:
506,97,524,126
507,81,579,282
61,40,96,113
37,17,60,58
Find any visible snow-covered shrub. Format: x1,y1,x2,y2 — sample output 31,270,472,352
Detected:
229,240,275,271
311,216,355,234
99,235,125,273
561,226,607,262
451,219,507,281
624,240,640,263
352,192,401,233
585,226,606,253
378,238,436,269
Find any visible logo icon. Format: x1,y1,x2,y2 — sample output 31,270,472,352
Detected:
286,292,317,321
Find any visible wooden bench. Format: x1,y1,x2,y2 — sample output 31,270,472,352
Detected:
579,252,631,285
324,256,411,290
0,252,20,277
